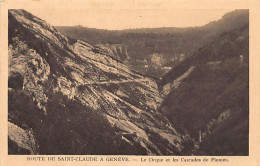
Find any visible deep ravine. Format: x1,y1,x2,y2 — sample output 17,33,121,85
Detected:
8,9,249,156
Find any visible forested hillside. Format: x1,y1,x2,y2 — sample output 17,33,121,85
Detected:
159,23,249,155
8,9,249,156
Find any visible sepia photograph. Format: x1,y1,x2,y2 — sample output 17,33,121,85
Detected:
7,8,249,156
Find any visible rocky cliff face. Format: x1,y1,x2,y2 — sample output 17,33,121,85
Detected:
8,9,183,155
8,9,248,156
96,43,130,63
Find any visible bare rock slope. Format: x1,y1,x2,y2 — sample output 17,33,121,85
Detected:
8,9,183,155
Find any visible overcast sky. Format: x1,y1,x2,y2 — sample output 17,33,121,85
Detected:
26,9,234,30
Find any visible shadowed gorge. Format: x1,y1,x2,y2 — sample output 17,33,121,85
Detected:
8,9,248,155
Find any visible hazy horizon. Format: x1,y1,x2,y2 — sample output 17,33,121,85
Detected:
25,9,234,30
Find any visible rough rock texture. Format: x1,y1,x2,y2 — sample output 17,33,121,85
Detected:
97,44,130,63
8,9,183,155
8,122,38,154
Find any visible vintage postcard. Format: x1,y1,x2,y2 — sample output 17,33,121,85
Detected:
0,0,260,165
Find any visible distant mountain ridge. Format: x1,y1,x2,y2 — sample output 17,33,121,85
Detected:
8,9,249,156
56,9,249,78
